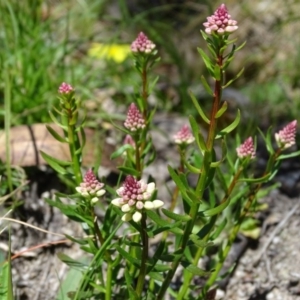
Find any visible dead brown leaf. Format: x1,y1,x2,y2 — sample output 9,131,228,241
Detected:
0,123,118,170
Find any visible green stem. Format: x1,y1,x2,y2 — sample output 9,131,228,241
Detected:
67,123,82,184
105,262,113,300
141,65,148,119
136,212,149,296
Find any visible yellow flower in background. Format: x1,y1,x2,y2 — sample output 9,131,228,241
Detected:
88,43,131,63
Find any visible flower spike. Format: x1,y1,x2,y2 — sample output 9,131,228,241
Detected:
236,137,255,159
58,82,74,94
275,120,297,149
76,169,105,203
173,125,195,145
203,4,238,35
124,103,146,132
131,32,156,54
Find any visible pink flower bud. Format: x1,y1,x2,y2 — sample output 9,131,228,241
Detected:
236,137,255,159
275,120,297,149
131,32,156,54
75,169,105,198
58,82,74,94
173,125,195,145
203,4,238,35
124,103,146,131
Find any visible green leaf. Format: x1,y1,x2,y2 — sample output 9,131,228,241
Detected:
49,110,68,130
235,40,247,52
45,198,94,227
257,126,274,154
215,101,228,119
183,158,201,174
79,126,86,149
40,151,69,175
110,144,133,159
64,234,88,246
147,241,166,274
146,211,184,235
189,234,213,248
197,47,214,76
116,245,140,267
189,115,207,153
168,165,187,194
161,208,191,222
211,218,227,239
222,67,244,89
118,166,140,177
185,264,211,276
152,264,172,272
149,75,159,94
57,253,88,270
148,272,164,282
216,109,240,138
203,199,230,217
189,91,210,124
125,268,139,300
239,173,271,183
200,75,213,96
40,150,72,166
46,124,68,143
159,254,182,262
277,150,300,160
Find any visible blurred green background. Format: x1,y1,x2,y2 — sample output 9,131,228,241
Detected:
0,0,300,127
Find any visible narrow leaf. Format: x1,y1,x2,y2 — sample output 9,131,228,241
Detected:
201,75,213,96
222,67,244,89
57,253,88,270
197,48,214,76
185,264,210,276
48,111,68,130
40,151,68,174
189,91,210,124
216,109,240,138
189,115,207,153
118,166,140,177
203,198,230,217
111,144,133,159
215,101,228,119
115,245,140,267
162,208,191,222
46,125,68,143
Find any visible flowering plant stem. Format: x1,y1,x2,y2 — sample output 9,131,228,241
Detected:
157,50,224,299
136,212,149,296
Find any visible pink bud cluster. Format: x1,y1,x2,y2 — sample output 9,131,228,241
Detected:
124,103,146,131
203,4,238,35
236,137,255,159
76,169,106,204
111,176,164,222
131,32,156,54
58,82,74,94
275,120,297,149
173,125,195,145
